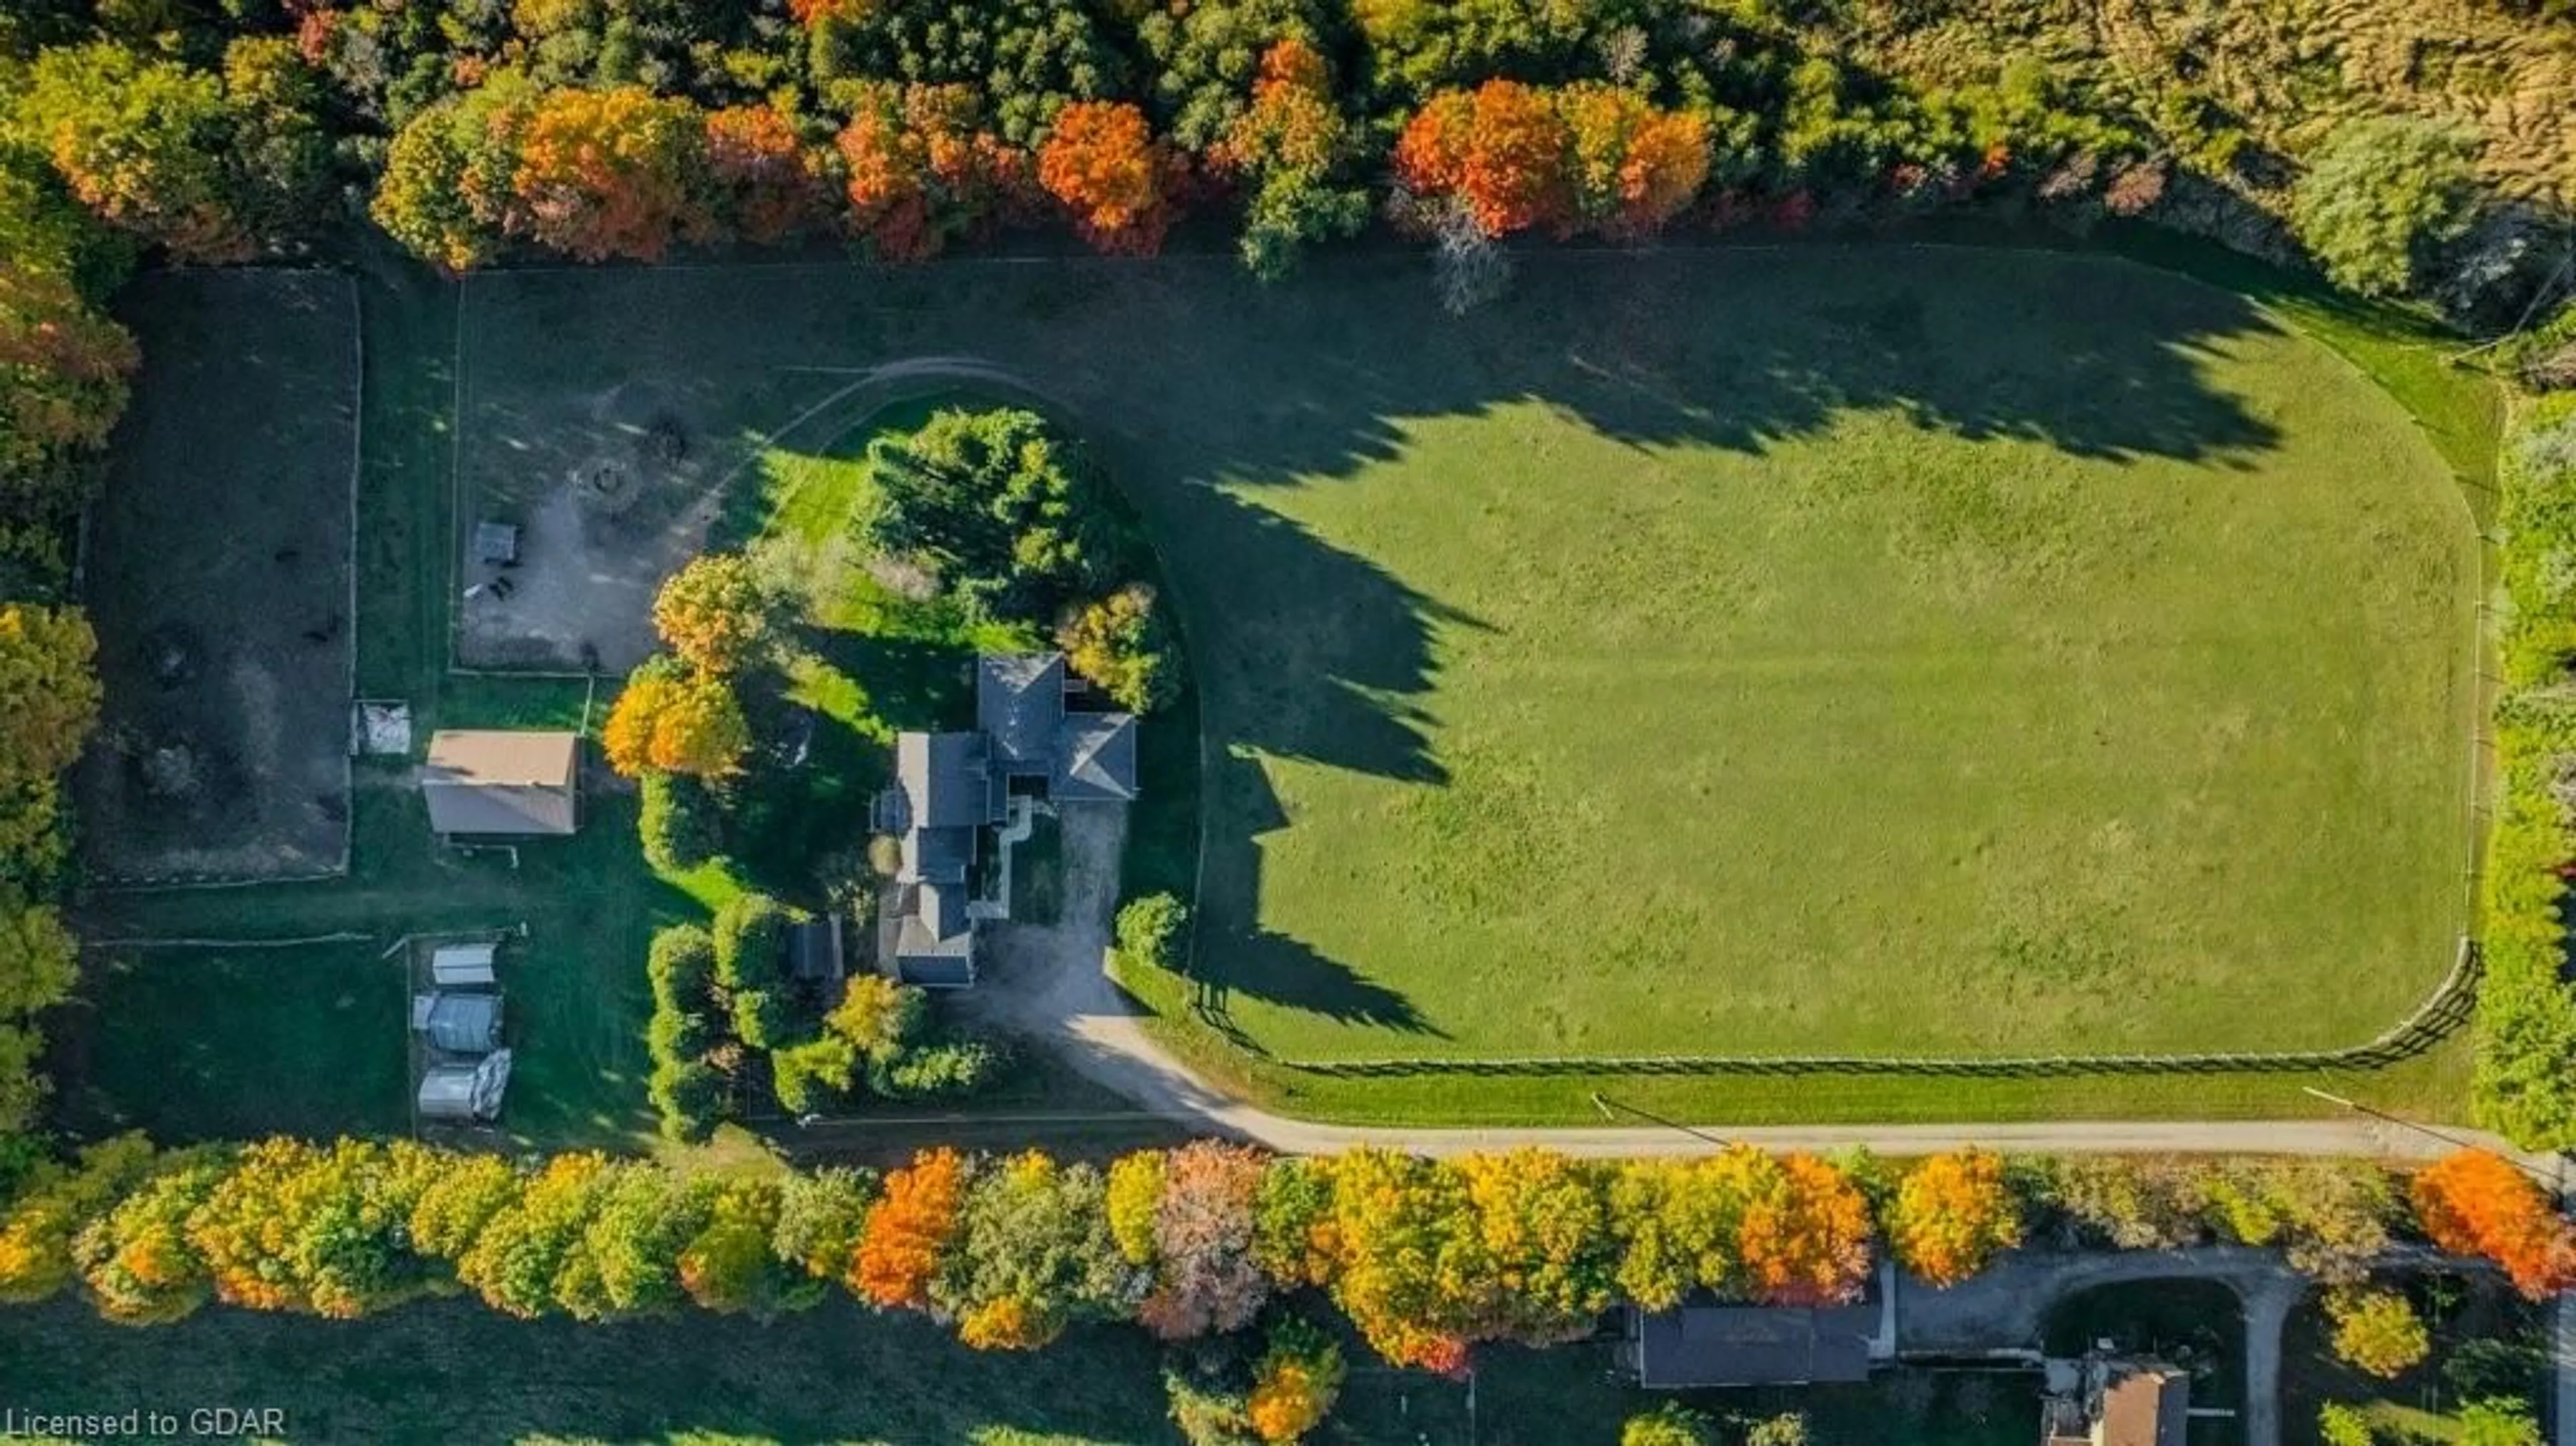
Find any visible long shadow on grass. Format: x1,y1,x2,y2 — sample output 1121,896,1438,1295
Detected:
0,1297,1183,1445
1068,248,2288,497
1127,490,1464,1037
1181,746,1444,1038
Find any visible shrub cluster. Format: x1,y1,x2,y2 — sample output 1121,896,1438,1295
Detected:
0,143,125,1145
862,406,1183,713
2476,400,2576,1149
1115,892,1191,975
647,908,1009,1141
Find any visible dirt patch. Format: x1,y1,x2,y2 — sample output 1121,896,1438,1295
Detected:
455,358,731,669
449,286,1067,672
77,270,358,885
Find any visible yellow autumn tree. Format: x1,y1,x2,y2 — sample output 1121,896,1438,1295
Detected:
602,661,749,778
651,554,770,675
1888,1150,2023,1286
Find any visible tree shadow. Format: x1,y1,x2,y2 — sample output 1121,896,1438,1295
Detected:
1055,247,2284,494
800,628,979,734
1134,484,1488,789
0,1297,1185,1445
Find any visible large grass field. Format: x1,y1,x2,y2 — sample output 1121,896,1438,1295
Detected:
449,243,2485,1084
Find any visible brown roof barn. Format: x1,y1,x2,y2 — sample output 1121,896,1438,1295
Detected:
421,730,581,836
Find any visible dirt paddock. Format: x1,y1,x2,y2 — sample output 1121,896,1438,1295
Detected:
76,270,359,885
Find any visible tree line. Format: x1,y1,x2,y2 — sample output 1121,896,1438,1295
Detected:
0,105,120,1155
3,1136,2568,1390
0,0,2554,314
2478,398,2576,1149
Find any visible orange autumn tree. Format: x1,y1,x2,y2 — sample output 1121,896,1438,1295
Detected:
1038,101,1181,255
788,0,871,22
852,1147,967,1310
704,105,826,244
509,87,712,262
1246,1315,1347,1443
2410,1150,2576,1298
1212,40,1368,279
651,554,771,675
1393,79,1571,238
837,85,1031,262
1737,1152,1875,1306
1396,81,1709,241
1888,1150,2023,1287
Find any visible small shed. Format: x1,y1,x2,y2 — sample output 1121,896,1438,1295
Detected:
412,991,504,1055
421,730,581,836
419,1050,513,1121
473,520,521,565
430,942,498,987
788,915,845,984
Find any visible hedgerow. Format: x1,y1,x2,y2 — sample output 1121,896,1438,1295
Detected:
2475,398,2576,1149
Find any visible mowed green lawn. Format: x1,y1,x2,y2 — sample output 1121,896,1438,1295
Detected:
443,243,2478,1086
1206,359,2476,1062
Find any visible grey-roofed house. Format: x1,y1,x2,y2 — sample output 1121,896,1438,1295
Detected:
1054,712,1140,802
979,652,1067,773
412,991,503,1056
1621,1298,1878,1389
421,730,580,836
890,880,976,989
873,652,1142,989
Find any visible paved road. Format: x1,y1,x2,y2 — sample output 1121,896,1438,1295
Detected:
964,803,2542,1166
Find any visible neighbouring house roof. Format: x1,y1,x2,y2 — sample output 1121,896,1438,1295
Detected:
978,653,1067,769
1053,712,1140,801
1630,1300,1877,1389
412,991,503,1056
788,917,845,983
2099,1367,2188,1446
421,730,580,836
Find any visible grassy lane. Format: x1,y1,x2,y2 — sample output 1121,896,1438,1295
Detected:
0,1296,2037,1445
